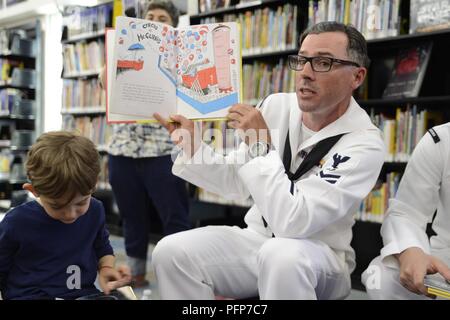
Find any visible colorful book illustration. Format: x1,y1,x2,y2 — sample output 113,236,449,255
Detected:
424,274,450,299
106,16,242,123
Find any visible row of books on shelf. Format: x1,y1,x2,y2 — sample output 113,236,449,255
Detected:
0,149,13,180
370,106,441,162
62,115,112,147
355,172,401,223
62,78,105,111
0,68,35,89
308,0,401,40
242,59,295,105
62,41,105,76
0,88,22,115
0,27,35,58
62,2,113,39
1,58,24,83
199,3,298,55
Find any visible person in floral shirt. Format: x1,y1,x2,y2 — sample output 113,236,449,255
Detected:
106,0,191,288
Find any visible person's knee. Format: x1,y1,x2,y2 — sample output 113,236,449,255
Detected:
257,238,311,272
152,234,185,269
362,256,398,299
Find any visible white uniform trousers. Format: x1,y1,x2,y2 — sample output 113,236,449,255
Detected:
152,225,351,300
362,250,450,300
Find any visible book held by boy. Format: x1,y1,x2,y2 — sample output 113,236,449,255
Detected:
106,16,242,123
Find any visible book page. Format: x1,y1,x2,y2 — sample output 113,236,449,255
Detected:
103,29,148,123
106,28,159,122
175,22,242,120
108,16,177,122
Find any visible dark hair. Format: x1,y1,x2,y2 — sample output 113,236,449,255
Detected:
26,131,100,200
147,0,180,27
299,22,370,69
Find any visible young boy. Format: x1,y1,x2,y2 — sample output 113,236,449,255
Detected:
0,131,130,299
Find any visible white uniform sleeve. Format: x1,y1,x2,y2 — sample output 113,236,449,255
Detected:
380,131,443,267
171,96,275,201
238,134,385,238
172,141,251,200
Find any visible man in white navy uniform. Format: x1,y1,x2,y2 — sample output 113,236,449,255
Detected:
153,21,385,300
362,123,450,299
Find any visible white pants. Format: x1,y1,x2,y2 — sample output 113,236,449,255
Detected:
362,252,450,300
152,225,351,300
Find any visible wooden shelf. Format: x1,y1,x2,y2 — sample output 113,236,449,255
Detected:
62,70,101,79
0,51,35,60
97,145,109,153
367,28,450,47
383,162,407,171
191,0,290,19
0,140,10,148
62,30,106,44
61,106,106,115
242,48,298,60
0,82,35,91
10,145,31,151
8,179,27,184
0,114,35,120
358,95,450,108
8,114,35,120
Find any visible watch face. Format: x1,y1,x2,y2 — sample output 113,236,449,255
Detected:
256,144,263,153
250,142,267,157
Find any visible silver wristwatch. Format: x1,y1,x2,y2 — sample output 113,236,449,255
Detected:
249,141,271,159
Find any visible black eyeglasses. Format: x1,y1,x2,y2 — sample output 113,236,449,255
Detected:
288,55,360,72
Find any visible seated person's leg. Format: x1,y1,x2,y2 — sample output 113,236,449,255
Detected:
362,256,428,300
152,225,266,299
257,238,351,300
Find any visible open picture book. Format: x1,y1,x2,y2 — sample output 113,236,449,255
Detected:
106,16,242,123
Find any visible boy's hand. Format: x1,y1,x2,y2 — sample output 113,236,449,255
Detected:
154,113,200,158
98,265,131,295
397,247,450,297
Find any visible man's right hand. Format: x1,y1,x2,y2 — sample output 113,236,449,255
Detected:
396,247,450,297
154,113,200,158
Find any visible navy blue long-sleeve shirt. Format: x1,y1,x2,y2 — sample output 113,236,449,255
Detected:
0,197,114,300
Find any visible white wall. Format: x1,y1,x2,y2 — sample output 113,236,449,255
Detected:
41,12,63,132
